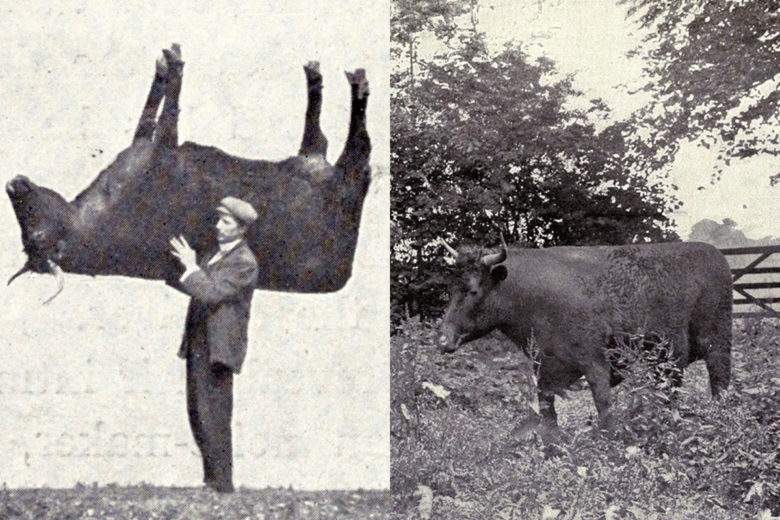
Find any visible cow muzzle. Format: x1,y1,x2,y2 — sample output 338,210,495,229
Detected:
438,324,466,354
5,175,34,197
6,176,69,304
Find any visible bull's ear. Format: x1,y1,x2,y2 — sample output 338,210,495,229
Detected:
490,265,508,283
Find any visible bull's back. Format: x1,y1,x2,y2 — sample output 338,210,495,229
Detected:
509,242,731,334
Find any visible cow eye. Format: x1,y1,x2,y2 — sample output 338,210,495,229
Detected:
468,289,478,297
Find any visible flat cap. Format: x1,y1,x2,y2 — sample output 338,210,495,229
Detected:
217,196,258,226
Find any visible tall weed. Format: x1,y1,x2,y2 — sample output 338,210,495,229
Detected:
391,317,780,519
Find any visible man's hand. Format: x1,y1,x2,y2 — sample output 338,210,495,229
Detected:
169,235,198,271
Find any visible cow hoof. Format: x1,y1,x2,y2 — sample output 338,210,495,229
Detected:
513,414,541,442
542,441,565,459
304,61,323,91
155,54,169,78
345,68,369,99
162,45,184,75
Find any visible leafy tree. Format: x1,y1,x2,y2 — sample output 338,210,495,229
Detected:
391,2,679,322
620,0,780,182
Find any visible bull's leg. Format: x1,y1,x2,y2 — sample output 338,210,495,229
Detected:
155,44,184,149
584,361,615,431
692,310,732,398
335,69,371,186
538,388,557,425
298,61,328,158
132,55,168,144
704,342,731,398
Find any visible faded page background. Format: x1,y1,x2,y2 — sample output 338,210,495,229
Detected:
0,1,390,490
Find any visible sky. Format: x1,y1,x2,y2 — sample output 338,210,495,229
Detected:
473,0,779,239
0,0,389,490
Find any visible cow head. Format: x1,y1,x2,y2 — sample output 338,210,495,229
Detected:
5,139,194,298
438,235,508,353
5,175,79,299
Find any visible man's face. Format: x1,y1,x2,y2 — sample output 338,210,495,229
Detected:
215,211,245,243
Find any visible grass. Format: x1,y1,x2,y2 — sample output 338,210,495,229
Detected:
391,317,779,519
0,484,388,519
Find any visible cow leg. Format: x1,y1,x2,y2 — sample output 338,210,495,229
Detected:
584,361,615,431
537,388,557,425
155,45,184,149
335,69,371,195
298,61,328,158
691,309,732,398
703,339,731,398
132,54,168,144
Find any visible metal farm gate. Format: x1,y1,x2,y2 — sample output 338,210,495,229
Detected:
720,245,780,319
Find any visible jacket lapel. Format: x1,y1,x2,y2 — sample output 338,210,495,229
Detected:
203,240,246,271
199,249,219,270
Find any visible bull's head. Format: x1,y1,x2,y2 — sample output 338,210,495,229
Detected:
5,175,76,301
6,138,195,298
438,235,508,353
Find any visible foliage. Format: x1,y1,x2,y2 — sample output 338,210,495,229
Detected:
390,0,680,324
0,485,388,519
619,0,780,183
689,218,780,247
390,317,780,519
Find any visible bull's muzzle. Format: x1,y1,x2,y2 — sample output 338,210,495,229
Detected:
6,175,33,197
438,324,465,354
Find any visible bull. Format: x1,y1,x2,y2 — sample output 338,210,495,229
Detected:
438,237,732,430
6,45,371,299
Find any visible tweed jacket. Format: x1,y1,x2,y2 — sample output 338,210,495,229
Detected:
177,240,259,374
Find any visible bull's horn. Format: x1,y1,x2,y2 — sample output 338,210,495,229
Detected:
480,233,507,266
42,259,65,305
7,263,31,286
440,238,459,259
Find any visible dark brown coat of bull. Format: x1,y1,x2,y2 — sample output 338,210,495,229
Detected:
6,46,371,298
439,239,733,429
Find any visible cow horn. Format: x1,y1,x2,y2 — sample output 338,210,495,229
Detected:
42,259,64,305
7,263,31,286
440,238,459,259
480,233,507,266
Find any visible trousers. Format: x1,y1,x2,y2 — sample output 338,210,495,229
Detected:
185,319,234,492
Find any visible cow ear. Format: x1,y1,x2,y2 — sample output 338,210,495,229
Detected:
490,265,508,283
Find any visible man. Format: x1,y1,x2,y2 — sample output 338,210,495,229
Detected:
169,196,259,493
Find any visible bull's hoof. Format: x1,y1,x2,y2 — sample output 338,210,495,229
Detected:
539,421,564,446
6,175,32,196
513,414,541,442
155,54,169,78
304,61,323,90
162,44,184,76
345,68,369,99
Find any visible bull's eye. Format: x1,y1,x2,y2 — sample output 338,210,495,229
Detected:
468,289,478,297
